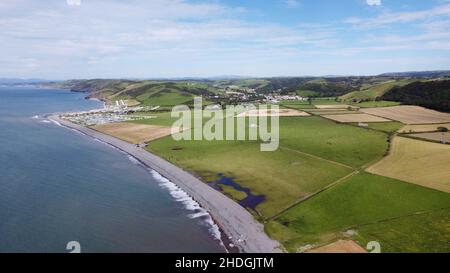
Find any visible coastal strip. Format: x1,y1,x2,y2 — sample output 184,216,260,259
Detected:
48,115,282,253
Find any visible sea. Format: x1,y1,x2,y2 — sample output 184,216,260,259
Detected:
0,86,225,253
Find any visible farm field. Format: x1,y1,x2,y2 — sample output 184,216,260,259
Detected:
355,208,450,253
315,104,350,109
350,121,404,134
266,172,450,252
146,116,390,217
91,122,175,144
409,132,450,144
147,137,352,218
141,90,194,106
361,106,450,124
399,123,450,133
367,137,450,193
306,240,366,253
307,109,357,115
352,100,401,108
340,80,413,102
280,102,316,109
322,113,391,123
237,108,310,117
279,117,389,168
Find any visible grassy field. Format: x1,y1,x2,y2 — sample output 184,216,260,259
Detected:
280,101,316,109
279,117,389,168
267,172,450,252
297,90,320,97
141,90,194,106
340,80,413,102
355,208,450,253
350,121,404,134
144,115,390,216
148,137,352,217
367,137,450,193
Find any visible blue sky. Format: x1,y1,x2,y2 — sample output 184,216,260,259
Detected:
1,0,450,79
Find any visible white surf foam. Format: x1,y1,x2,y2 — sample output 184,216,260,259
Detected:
50,119,62,127
150,170,224,245
127,155,142,166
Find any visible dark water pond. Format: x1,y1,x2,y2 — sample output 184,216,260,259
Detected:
208,173,265,210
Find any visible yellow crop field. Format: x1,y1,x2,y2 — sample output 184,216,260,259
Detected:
322,113,391,123
367,137,450,193
399,123,450,133
91,122,176,144
361,106,450,124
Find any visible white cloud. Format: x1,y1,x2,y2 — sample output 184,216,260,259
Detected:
66,0,81,6
347,3,450,27
367,0,382,6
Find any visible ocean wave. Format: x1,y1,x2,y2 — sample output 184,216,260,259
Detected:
127,155,142,166
40,120,51,124
50,119,62,127
150,170,224,244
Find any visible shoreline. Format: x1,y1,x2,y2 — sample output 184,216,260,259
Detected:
48,115,282,253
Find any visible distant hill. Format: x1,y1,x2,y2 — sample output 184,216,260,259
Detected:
382,80,450,112
379,70,450,78
48,79,216,107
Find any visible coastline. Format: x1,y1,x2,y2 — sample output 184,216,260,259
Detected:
48,115,282,253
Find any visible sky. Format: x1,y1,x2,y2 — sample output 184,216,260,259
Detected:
1,0,450,79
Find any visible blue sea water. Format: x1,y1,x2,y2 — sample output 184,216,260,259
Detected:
0,87,224,253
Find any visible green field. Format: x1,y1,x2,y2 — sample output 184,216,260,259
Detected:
145,115,390,217
297,90,320,97
349,121,404,134
267,172,450,252
141,90,194,106
279,117,389,168
148,134,352,218
340,80,413,102
355,209,450,253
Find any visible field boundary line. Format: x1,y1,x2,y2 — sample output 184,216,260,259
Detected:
279,146,355,170
267,170,360,221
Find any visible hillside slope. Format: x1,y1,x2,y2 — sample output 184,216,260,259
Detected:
381,80,450,112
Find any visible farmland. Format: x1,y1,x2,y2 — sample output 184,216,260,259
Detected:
347,121,404,134
266,172,450,252
340,79,413,102
145,116,390,217
147,134,353,218
367,137,450,193
91,122,175,144
278,117,389,168
399,123,450,133
322,113,391,123
409,132,450,144
361,106,450,124
51,76,450,253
